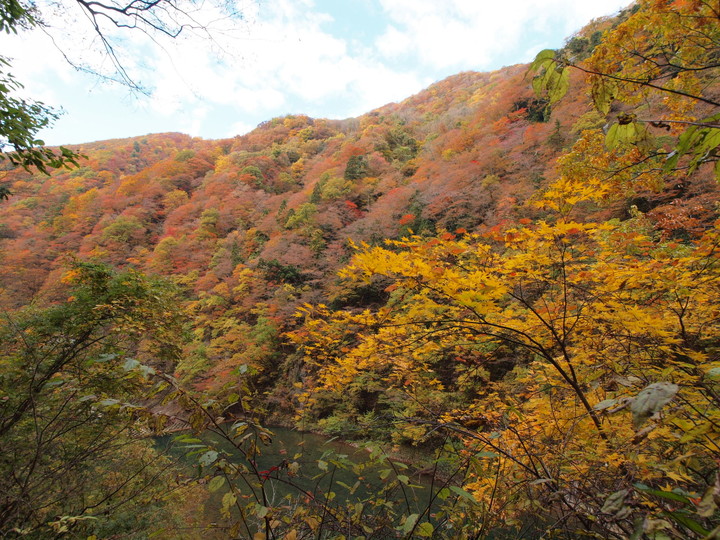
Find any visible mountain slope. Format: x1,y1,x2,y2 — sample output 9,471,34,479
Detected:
0,3,717,394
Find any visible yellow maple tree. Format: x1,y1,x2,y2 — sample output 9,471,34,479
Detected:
291,183,720,535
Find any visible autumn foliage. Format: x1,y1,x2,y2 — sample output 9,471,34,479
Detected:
0,0,719,537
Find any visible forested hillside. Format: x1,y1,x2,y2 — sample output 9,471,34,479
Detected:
1,0,719,537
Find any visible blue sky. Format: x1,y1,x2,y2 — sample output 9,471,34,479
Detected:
2,0,630,146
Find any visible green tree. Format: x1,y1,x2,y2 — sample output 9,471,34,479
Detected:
284,202,317,229
344,154,369,181
0,261,191,537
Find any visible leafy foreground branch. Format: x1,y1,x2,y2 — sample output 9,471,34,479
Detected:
530,0,720,181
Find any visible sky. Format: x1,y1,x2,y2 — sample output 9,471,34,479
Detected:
2,0,631,146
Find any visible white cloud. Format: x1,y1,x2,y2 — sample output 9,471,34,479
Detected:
374,0,630,69
227,120,256,137
0,28,74,108
181,104,211,137
134,0,429,122
375,25,412,60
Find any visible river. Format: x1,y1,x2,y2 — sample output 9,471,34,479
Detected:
158,425,440,526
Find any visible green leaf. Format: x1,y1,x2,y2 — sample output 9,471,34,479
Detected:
198,450,218,466
662,510,710,536
594,398,618,411
532,64,551,96
400,513,418,534
139,364,156,377
592,77,617,115
397,474,409,485
174,435,203,444
605,123,620,149
695,127,720,155
256,504,269,518
629,516,645,540
98,398,120,407
221,492,237,514
665,112,720,176
416,522,434,537
530,49,557,70
449,485,476,502
548,66,569,105
634,484,691,504
609,119,651,150
122,358,140,371
336,480,360,494
208,476,225,492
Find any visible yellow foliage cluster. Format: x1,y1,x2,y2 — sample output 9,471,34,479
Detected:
291,168,720,533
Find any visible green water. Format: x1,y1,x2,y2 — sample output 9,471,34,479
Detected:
157,427,549,538
160,425,435,513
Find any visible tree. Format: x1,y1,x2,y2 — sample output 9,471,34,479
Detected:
69,0,244,90
0,261,192,536
531,0,720,180
344,154,369,181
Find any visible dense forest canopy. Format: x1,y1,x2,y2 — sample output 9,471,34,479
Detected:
1,0,719,538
